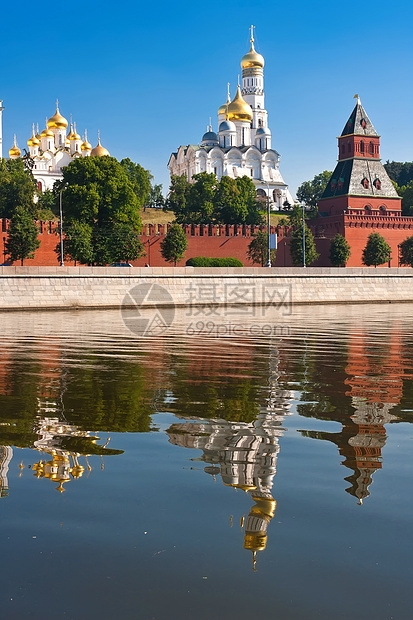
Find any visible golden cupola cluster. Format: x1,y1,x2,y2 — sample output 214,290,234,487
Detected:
27,125,40,147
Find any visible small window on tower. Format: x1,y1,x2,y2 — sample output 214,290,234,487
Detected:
369,141,374,154
214,167,217,175
373,178,381,190
360,140,365,153
360,118,367,129
347,142,351,153
361,177,369,189
341,144,345,154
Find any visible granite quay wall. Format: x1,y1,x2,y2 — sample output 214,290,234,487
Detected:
0,266,412,311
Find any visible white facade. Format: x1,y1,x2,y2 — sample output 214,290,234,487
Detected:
168,29,294,210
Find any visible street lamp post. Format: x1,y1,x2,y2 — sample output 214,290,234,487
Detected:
59,189,64,267
262,181,271,267
302,203,306,268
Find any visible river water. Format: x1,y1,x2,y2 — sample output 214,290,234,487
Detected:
0,304,412,620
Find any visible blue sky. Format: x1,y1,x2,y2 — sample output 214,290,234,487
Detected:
1,0,412,198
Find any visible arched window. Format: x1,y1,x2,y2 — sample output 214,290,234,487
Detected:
341,144,345,154
258,119,263,127
362,177,369,189
364,205,372,212
369,141,374,154
379,205,386,213
37,181,43,192
374,178,381,190
360,140,365,153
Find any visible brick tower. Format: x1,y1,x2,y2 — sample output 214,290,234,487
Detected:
319,95,401,216
309,96,413,266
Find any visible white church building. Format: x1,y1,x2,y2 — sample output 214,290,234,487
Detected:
4,102,110,192
168,28,294,209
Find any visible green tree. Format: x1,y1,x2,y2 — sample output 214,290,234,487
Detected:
235,176,263,225
289,224,319,266
329,233,351,267
214,176,245,224
60,156,142,230
120,158,152,210
145,183,165,210
397,180,413,215
6,206,40,265
288,204,305,228
185,172,217,224
296,170,332,210
398,236,413,267
165,174,190,223
55,221,94,265
0,158,36,218
384,161,413,187
160,223,188,266
247,231,276,266
362,232,391,267
105,222,145,264
36,189,57,220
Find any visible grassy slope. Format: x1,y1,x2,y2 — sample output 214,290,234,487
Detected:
141,208,287,227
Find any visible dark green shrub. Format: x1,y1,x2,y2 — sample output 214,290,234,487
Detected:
186,256,243,267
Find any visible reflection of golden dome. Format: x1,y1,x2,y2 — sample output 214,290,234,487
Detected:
91,137,110,157
241,40,264,69
47,105,68,129
234,484,257,492
227,85,253,122
244,532,267,552
27,127,40,147
9,136,21,158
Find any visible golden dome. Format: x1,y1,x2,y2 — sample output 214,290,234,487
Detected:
70,131,81,141
41,127,54,138
218,84,231,116
81,139,92,151
227,85,253,122
67,122,74,141
28,126,40,147
9,136,21,158
35,124,41,140
47,104,68,129
241,40,264,69
91,136,110,157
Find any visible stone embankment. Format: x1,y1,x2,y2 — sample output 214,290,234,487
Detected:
0,266,412,311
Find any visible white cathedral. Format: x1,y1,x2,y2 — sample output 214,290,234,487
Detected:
3,102,110,192
168,28,294,209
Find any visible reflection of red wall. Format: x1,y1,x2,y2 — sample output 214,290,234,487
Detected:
344,329,404,404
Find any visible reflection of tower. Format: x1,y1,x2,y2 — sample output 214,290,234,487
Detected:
0,446,12,497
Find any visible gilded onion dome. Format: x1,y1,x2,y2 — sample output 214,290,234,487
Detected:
9,136,21,158
70,123,81,141
81,130,92,151
35,124,41,140
67,122,74,142
91,135,110,157
41,127,54,138
27,126,40,147
218,84,231,116
227,85,253,122
241,39,264,69
47,104,68,129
